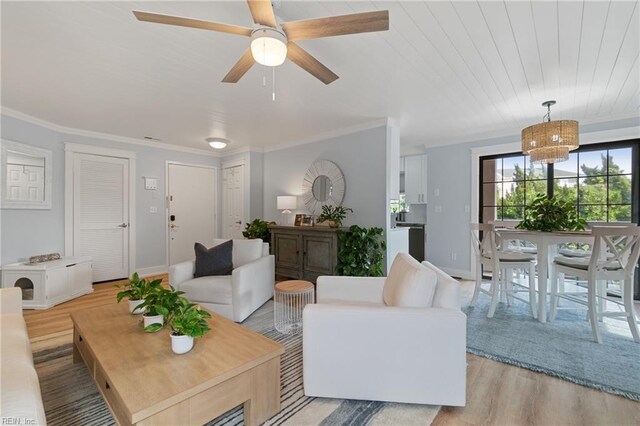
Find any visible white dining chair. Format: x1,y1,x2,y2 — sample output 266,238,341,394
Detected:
470,223,537,318
550,225,640,343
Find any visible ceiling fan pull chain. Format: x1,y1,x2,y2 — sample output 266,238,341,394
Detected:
272,67,276,101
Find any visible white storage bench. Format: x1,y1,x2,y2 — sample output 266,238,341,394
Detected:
1,256,92,309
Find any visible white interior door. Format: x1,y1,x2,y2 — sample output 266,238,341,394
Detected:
223,164,245,239
168,164,216,265
73,153,129,282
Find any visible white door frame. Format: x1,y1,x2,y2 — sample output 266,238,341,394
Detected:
165,161,218,267
64,143,136,277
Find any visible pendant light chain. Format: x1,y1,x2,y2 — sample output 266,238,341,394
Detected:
272,66,276,101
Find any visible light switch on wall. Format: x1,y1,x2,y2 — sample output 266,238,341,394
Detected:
149,206,158,214
434,188,440,197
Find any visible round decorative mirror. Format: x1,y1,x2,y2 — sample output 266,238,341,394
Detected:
301,160,345,215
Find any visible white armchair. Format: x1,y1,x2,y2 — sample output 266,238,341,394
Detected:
303,255,466,407
169,238,274,323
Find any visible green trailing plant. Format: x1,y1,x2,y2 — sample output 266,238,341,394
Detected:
137,286,185,332
337,225,386,277
243,219,276,241
516,193,587,232
317,205,353,227
115,272,161,304
169,297,212,338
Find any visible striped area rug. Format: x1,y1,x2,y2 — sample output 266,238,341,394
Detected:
34,301,439,425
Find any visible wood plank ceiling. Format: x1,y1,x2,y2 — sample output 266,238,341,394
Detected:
1,1,638,152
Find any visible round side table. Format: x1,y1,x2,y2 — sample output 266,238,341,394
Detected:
274,280,315,334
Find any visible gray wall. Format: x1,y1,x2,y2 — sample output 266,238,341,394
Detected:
1,114,219,269
425,117,640,277
263,125,388,230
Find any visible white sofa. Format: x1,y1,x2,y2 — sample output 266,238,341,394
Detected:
303,256,467,407
169,238,275,323
0,287,47,425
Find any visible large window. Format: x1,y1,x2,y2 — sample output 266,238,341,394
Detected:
480,140,638,225
479,139,640,298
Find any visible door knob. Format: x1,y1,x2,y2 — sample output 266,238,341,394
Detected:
235,221,242,224
170,223,179,229
117,223,128,228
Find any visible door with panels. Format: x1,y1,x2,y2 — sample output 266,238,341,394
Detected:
223,164,245,239
73,153,130,282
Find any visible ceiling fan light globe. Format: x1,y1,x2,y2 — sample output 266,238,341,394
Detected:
251,28,287,66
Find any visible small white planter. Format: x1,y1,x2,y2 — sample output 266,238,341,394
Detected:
143,314,164,329
171,334,194,354
128,299,146,314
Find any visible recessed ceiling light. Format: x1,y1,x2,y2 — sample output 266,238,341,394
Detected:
206,137,229,149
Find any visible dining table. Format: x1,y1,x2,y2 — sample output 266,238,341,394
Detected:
495,229,594,322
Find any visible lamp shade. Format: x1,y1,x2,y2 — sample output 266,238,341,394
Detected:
277,196,297,211
521,120,579,164
251,28,287,66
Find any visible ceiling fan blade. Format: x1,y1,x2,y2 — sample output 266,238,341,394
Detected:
246,0,277,28
282,10,389,41
222,49,255,83
287,42,338,85
133,10,252,37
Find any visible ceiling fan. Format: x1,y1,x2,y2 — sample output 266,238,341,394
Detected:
133,0,389,85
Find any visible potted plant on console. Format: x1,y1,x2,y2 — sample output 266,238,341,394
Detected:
317,205,353,228
137,286,185,332
168,297,212,354
115,272,162,314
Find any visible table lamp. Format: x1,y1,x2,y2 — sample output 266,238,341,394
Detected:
277,196,297,225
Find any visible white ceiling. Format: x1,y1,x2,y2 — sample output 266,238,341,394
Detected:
1,1,638,153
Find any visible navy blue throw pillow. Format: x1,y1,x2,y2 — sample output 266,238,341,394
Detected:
194,240,233,278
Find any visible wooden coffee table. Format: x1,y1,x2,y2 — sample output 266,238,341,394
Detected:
71,303,284,425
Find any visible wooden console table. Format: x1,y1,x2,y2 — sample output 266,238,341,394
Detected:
269,225,346,282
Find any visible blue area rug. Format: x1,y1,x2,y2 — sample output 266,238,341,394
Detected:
464,297,640,401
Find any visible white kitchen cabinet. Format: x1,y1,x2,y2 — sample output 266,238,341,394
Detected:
404,154,427,204
1,257,93,309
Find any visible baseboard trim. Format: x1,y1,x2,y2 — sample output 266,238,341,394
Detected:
439,267,474,281
136,265,168,278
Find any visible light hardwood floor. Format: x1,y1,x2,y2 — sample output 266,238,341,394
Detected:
23,276,639,426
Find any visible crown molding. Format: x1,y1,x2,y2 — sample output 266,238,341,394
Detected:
1,106,220,157
263,118,390,153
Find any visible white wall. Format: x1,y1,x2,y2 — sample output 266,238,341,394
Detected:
263,125,389,230
1,114,220,271
425,116,640,279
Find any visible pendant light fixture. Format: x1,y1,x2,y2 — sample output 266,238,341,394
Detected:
521,101,579,164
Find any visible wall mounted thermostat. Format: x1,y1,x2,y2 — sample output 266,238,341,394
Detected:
144,177,158,190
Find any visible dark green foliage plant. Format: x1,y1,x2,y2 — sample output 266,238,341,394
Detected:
337,225,386,277
516,193,587,232
137,286,185,332
243,219,276,241
317,205,353,227
169,297,212,338
115,272,161,303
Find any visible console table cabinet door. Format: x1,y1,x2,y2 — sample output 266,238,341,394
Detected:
303,235,335,279
273,232,302,279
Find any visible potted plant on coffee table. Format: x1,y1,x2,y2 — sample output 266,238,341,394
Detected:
168,297,212,354
317,205,353,228
137,286,185,332
115,273,162,314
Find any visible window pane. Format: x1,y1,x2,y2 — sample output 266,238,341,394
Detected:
526,161,546,180
608,174,632,204
483,158,500,182
607,148,632,174
502,156,526,183
483,206,499,223
578,177,606,205
482,183,499,206
525,180,546,204
502,181,523,205
609,205,632,222
554,152,578,178
554,178,577,204
579,205,607,222
503,206,524,220
579,150,607,176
